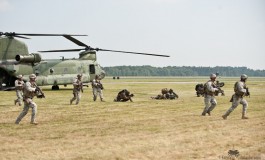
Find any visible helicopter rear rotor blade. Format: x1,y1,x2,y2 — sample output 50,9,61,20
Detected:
39,49,84,52
14,35,31,39
95,48,170,57
63,35,88,47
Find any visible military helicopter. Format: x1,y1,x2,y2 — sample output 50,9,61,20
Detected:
0,32,169,90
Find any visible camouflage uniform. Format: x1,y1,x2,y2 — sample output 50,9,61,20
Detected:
14,75,24,106
222,74,249,119
166,89,179,99
15,74,38,125
92,75,104,101
114,89,134,102
70,74,83,105
202,74,219,116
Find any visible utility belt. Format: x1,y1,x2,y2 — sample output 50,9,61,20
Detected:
235,93,244,98
23,96,33,100
205,91,215,96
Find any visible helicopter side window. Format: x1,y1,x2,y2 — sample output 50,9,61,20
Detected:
89,65,95,74
50,68,54,74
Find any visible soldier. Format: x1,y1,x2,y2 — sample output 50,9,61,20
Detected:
201,73,219,116
166,89,179,99
14,75,24,106
222,74,249,119
114,89,134,102
70,74,83,105
15,74,39,125
92,75,104,101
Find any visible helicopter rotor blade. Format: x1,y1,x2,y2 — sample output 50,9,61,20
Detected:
39,49,84,53
63,35,88,47
94,48,170,57
14,35,31,39
0,32,87,39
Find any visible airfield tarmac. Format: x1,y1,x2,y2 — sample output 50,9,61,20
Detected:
0,77,264,160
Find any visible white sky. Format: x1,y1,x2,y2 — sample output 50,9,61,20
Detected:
1,0,265,70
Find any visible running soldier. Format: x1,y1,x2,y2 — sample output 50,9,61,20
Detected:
201,73,219,116
14,75,24,106
92,75,104,101
15,74,40,125
70,74,83,105
222,74,250,119
114,89,134,102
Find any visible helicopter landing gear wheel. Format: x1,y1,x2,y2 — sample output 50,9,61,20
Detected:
52,85,59,90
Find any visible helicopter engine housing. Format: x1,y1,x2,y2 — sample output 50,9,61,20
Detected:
15,53,42,63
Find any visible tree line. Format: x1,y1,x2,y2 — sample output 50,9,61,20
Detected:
102,66,265,77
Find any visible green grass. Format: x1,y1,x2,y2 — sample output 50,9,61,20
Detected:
0,77,264,160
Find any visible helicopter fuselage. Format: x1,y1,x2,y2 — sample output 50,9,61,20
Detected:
0,37,105,90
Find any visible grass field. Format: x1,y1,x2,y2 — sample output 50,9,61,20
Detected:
0,77,264,160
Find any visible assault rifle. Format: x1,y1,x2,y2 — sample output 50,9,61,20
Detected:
214,82,225,96
245,87,250,97
35,86,45,98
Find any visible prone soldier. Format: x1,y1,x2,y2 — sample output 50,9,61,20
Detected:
114,89,134,102
70,74,83,105
222,74,250,119
14,75,24,106
15,74,43,125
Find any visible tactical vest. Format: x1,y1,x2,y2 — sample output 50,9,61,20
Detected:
23,82,36,99
204,80,216,96
234,81,246,97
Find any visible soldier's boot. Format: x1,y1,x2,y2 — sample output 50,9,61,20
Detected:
30,121,38,125
242,112,249,119
207,110,211,116
93,97,97,101
14,100,17,105
101,98,105,102
70,99,73,105
222,115,227,120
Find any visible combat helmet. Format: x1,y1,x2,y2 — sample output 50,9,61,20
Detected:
29,74,37,79
241,74,248,80
17,75,23,79
210,73,217,79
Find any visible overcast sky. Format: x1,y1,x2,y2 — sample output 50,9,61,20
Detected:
1,0,265,70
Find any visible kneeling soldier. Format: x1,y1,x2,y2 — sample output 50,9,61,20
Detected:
114,89,134,102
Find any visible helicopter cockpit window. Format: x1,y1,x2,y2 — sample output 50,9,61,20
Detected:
50,68,54,74
89,65,95,74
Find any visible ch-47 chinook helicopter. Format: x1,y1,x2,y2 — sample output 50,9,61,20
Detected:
0,32,169,90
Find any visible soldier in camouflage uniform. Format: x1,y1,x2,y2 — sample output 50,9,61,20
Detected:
15,74,39,125
14,75,24,106
92,75,104,102
222,74,249,119
201,73,219,116
114,89,134,102
70,74,83,105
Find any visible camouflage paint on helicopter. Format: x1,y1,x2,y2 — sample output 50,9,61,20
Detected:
0,33,104,90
